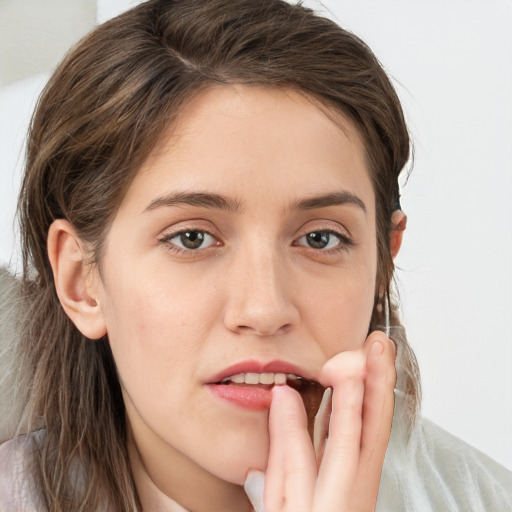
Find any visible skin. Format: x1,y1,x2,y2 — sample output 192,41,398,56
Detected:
48,85,403,511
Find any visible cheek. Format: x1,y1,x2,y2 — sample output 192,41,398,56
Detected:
301,261,377,355
97,263,229,435
102,278,214,375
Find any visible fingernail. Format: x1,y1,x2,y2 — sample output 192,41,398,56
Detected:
244,469,265,512
370,340,384,357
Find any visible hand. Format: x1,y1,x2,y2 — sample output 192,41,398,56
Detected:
244,332,396,512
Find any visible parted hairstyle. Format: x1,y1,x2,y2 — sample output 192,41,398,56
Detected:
12,0,420,510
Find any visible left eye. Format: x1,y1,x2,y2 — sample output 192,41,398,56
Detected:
296,231,343,250
167,230,217,250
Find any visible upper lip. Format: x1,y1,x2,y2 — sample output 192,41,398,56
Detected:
206,359,317,384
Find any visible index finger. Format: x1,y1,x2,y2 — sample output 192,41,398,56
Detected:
313,350,366,511
265,384,317,512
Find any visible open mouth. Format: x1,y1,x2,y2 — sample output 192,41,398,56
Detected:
213,372,326,437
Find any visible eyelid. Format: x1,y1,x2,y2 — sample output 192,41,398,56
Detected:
158,218,221,240
294,219,353,240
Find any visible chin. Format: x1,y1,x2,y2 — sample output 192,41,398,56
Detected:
206,422,271,485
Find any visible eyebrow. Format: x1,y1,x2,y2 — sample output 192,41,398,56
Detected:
291,191,366,214
143,191,242,213
143,189,366,215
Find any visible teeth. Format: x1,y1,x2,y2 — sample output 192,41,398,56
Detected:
221,372,298,385
274,373,287,385
245,373,260,385
259,373,275,385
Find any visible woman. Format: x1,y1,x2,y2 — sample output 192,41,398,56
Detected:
0,1,510,511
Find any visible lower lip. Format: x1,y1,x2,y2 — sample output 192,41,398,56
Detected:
206,383,273,411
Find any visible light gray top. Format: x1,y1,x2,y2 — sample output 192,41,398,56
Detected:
1,416,511,511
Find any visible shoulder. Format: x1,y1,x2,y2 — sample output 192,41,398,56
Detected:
0,433,47,512
378,416,512,512
0,267,25,444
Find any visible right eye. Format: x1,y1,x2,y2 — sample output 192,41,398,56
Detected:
161,229,219,252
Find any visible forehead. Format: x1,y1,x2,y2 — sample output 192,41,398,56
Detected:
119,85,374,215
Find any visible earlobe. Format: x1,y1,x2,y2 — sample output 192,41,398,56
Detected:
47,219,107,340
390,210,407,260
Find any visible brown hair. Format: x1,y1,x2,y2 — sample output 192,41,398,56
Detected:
14,0,420,509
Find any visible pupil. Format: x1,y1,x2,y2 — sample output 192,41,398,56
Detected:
307,232,329,249
180,231,204,249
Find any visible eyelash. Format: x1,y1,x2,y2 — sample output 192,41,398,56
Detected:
294,229,354,253
159,228,220,256
159,226,354,257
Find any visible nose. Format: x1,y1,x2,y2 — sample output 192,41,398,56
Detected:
223,244,300,337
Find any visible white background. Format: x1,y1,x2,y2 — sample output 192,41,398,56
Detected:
1,0,511,470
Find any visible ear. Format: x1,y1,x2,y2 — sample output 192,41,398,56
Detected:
390,210,407,260
47,219,107,340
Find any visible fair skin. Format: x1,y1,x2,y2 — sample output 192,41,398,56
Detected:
48,86,404,512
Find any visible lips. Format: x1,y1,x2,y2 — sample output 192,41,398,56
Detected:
205,360,326,426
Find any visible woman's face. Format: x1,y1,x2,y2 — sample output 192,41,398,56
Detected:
92,86,377,492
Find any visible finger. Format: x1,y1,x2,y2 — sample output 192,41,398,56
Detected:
264,387,285,511
351,333,396,510
314,350,366,511
360,333,396,467
265,384,316,512
313,387,332,466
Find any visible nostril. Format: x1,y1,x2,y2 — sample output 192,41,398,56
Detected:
235,322,293,336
